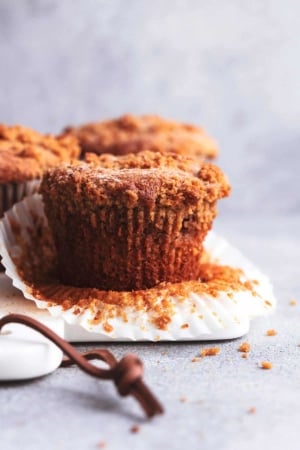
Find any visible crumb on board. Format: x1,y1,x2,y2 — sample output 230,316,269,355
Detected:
181,323,189,329
266,329,277,336
290,298,297,306
238,342,250,353
241,353,248,359
191,357,201,363
97,441,107,449
248,407,256,414
260,361,273,370
200,346,220,357
130,425,140,434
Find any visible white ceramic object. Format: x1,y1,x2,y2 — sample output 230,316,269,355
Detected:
0,276,64,380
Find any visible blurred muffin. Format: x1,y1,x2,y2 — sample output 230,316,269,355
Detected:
0,124,80,217
40,151,229,291
62,114,218,160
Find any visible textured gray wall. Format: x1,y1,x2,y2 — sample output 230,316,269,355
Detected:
0,0,299,216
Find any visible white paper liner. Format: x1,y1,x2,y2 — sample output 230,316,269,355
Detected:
0,194,276,341
0,179,40,218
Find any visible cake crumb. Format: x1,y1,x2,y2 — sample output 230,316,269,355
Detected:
200,347,220,357
241,353,248,359
181,323,189,329
260,361,273,370
130,425,140,434
266,329,277,336
248,407,256,414
191,357,201,363
97,441,107,449
290,298,297,306
180,397,188,403
238,342,250,353
103,322,113,333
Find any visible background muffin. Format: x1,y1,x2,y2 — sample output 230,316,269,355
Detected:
62,114,218,160
40,151,229,291
0,124,80,217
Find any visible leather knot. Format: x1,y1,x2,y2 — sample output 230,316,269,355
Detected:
113,353,143,396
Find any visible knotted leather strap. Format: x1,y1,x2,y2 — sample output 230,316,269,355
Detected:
0,314,164,418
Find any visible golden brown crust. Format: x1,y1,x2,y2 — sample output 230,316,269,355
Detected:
62,114,218,159
40,154,229,291
0,124,80,184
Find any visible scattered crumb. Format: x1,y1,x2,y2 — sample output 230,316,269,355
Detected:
130,425,140,434
248,407,256,414
260,361,273,370
200,347,220,357
97,441,107,449
266,329,277,336
238,342,250,353
180,397,188,403
191,357,201,363
102,322,113,333
290,298,297,306
241,353,248,359
181,323,189,329
161,351,168,356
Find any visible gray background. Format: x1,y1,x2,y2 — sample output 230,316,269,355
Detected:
1,2,300,450
0,0,299,215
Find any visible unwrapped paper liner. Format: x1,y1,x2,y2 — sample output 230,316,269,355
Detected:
0,194,276,341
0,180,40,218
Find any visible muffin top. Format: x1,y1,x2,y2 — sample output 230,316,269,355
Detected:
0,124,80,184
41,151,230,209
62,114,218,160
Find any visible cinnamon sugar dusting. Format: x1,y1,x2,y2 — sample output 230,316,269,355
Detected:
9,207,262,332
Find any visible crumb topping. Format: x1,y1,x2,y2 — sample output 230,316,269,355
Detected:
62,114,218,159
0,124,80,183
40,157,230,209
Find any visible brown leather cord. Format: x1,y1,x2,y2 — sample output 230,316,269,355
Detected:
0,314,164,418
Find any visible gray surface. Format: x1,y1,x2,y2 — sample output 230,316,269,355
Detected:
1,1,300,449
1,217,300,450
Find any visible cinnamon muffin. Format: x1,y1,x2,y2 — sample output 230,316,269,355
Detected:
0,124,80,217
62,114,218,160
40,151,229,291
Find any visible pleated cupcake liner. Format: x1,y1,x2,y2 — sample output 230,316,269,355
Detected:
0,180,40,218
0,194,276,341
